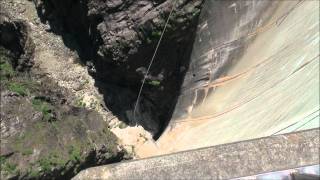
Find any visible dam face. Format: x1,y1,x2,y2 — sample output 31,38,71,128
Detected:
137,0,319,157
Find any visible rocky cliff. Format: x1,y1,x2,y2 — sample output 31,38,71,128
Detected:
0,0,204,179
34,0,204,137
0,9,126,180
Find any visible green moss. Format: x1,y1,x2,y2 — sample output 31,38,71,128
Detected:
28,168,40,178
68,145,82,162
0,47,15,82
75,97,86,107
50,122,59,132
22,148,33,156
0,156,19,175
147,80,161,86
0,156,6,165
31,98,54,121
38,153,66,173
118,122,128,129
38,158,52,172
8,82,28,96
3,162,18,174
151,31,162,39
0,61,15,79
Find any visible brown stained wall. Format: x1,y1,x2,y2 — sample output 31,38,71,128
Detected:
151,0,319,156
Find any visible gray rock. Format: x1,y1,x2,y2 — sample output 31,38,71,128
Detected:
0,13,34,71
34,0,205,136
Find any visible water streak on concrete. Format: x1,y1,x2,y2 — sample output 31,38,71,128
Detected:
137,0,319,157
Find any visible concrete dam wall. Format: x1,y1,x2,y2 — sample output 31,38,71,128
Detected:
137,0,319,157
74,129,319,179
73,0,319,178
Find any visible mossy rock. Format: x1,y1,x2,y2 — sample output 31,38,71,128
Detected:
0,46,125,180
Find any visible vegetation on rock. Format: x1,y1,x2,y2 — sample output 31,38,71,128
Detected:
0,45,125,179
34,0,204,138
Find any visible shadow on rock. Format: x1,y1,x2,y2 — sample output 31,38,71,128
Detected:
33,0,203,139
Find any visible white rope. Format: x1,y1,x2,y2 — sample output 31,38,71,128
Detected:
133,0,179,123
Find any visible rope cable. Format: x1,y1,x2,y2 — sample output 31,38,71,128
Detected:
133,0,179,123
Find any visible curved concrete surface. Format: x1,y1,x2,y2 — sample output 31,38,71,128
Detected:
74,129,319,179
137,0,319,157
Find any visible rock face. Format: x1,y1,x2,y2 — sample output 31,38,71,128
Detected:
0,14,126,179
0,13,34,71
0,48,125,179
34,0,204,137
1,0,204,178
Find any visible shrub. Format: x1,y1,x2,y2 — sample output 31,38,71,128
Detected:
0,61,15,79
68,145,81,162
38,154,65,173
31,98,54,121
3,162,17,174
0,156,19,175
8,82,28,96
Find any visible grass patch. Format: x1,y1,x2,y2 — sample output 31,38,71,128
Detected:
38,153,66,173
0,47,15,82
32,98,54,121
22,148,33,156
68,145,82,162
38,158,52,172
50,121,59,132
0,61,15,79
0,156,6,165
0,156,19,175
3,162,18,174
0,48,14,77
8,82,28,96
28,167,41,178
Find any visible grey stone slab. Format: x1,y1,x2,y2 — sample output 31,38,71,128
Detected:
74,129,319,180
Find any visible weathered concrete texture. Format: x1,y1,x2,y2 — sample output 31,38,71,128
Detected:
74,129,320,180
236,165,319,180
138,0,320,156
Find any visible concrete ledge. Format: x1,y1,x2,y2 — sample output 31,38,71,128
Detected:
73,129,319,179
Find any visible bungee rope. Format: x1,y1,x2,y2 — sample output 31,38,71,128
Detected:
133,0,179,123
